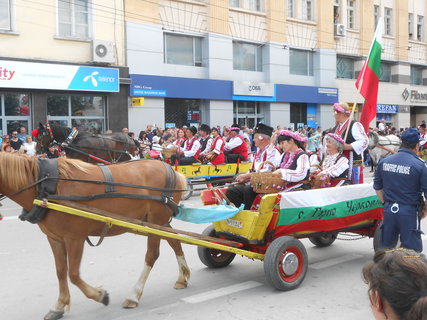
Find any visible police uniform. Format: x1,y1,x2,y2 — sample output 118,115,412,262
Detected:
373,128,427,252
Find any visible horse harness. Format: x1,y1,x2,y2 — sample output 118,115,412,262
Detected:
369,134,401,156
18,159,183,246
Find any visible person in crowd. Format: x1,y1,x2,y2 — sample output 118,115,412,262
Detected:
163,134,175,149
363,248,427,320
121,128,129,134
138,131,151,156
145,124,154,143
226,123,282,210
374,128,427,252
2,144,12,152
272,130,311,191
45,144,59,159
419,123,427,160
18,126,28,143
173,128,187,149
151,136,163,153
331,102,369,184
171,126,201,165
224,125,248,163
128,132,140,149
222,126,231,142
198,124,213,163
202,126,225,165
23,135,37,156
9,130,23,152
311,133,349,185
307,130,321,153
378,119,386,135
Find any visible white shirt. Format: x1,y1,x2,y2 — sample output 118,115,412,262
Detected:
23,142,37,156
224,136,243,151
183,138,201,157
378,122,385,132
212,137,224,155
200,136,213,155
337,120,369,155
252,145,282,172
280,153,310,182
320,153,349,178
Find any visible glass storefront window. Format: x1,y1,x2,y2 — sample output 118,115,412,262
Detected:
47,94,105,134
0,92,31,135
5,93,30,116
233,101,264,128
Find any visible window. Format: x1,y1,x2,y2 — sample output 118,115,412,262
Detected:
58,0,90,39
0,93,31,136
411,65,423,85
379,62,391,82
290,49,313,76
47,95,105,134
409,13,414,39
164,33,202,67
287,0,294,18
0,0,12,30
334,1,340,24
229,0,239,7
374,5,379,28
417,15,424,41
384,8,392,36
347,0,355,29
233,42,263,72
248,0,263,11
302,0,313,21
233,101,263,128
336,56,354,79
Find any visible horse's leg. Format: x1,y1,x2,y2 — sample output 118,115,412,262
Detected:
166,237,190,289
122,234,160,309
64,238,109,306
44,236,70,320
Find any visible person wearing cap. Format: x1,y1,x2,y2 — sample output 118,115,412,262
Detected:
331,102,369,184
198,124,213,163
272,130,311,191
224,124,248,163
226,123,282,209
311,133,349,186
171,126,201,165
202,127,225,165
373,128,427,252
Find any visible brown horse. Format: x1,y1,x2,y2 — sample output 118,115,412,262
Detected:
0,152,190,320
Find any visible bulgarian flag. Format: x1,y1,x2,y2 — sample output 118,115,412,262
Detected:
355,20,383,133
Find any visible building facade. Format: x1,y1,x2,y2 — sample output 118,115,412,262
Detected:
0,0,129,136
125,0,427,132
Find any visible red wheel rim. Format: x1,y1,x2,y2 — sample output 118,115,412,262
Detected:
277,246,304,283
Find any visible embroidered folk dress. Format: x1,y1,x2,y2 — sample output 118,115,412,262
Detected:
319,153,349,178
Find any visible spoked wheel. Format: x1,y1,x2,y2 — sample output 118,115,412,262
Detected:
183,183,194,200
197,226,236,268
309,232,338,247
264,236,308,291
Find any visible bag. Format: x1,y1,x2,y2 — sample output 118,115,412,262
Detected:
148,150,161,159
310,173,331,189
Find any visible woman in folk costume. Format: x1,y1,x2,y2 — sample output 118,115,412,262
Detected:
273,130,311,191
170,126,201,165
173,128,187,149
226,123,281,210
203,127,225,165
311,133,350,188
224,125,248,163
332,102,369,184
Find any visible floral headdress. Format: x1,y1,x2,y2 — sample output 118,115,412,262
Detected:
333,102,351,114
279,130,308,143
327,133,345,145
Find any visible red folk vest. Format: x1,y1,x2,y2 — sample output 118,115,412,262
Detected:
186,137,200,160
231,135,248,160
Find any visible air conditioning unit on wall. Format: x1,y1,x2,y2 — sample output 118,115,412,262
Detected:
334,24,346,37
92,40,116,64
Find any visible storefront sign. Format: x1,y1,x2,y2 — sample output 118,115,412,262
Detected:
0,60,119,92
187,110,200,122
233,81,275,97
132,85,166,96
376,104,398,113
402,88,427,102
165,123,175,128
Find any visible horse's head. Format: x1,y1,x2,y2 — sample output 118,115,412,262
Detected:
35,122,53,154
368,131,379,148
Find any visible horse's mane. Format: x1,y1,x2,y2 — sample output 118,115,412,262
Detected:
0,153,38,191
57,157,92,178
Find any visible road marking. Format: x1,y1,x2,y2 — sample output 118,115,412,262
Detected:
309,253,363,270
1,216,19,221
182,281,262,304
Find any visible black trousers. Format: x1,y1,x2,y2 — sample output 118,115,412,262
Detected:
226,183,257,210
170,154,198,165
226,153,245,163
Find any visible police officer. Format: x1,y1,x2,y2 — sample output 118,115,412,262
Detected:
373,128,427,252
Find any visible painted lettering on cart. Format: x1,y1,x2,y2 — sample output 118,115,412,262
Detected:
311,207,336,219
0,67,15,80
346,199,382,213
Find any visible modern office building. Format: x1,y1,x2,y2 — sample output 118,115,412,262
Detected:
126,0,427,131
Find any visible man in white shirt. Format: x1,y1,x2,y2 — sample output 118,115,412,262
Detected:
224,125,248,163
331,102,369,184
378,119,386,135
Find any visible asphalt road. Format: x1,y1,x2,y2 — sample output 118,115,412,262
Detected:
0,172,422,320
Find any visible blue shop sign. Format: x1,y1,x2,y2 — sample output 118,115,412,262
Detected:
376,104,398,113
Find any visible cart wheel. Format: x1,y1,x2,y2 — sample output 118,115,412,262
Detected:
309,232,338,248
264,236,308,291
183,184,193,200
197,226,236,268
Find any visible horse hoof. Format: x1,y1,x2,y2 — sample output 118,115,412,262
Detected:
122,299,138,309
174,281,188,289
100,291,109,306
44,310,64,320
